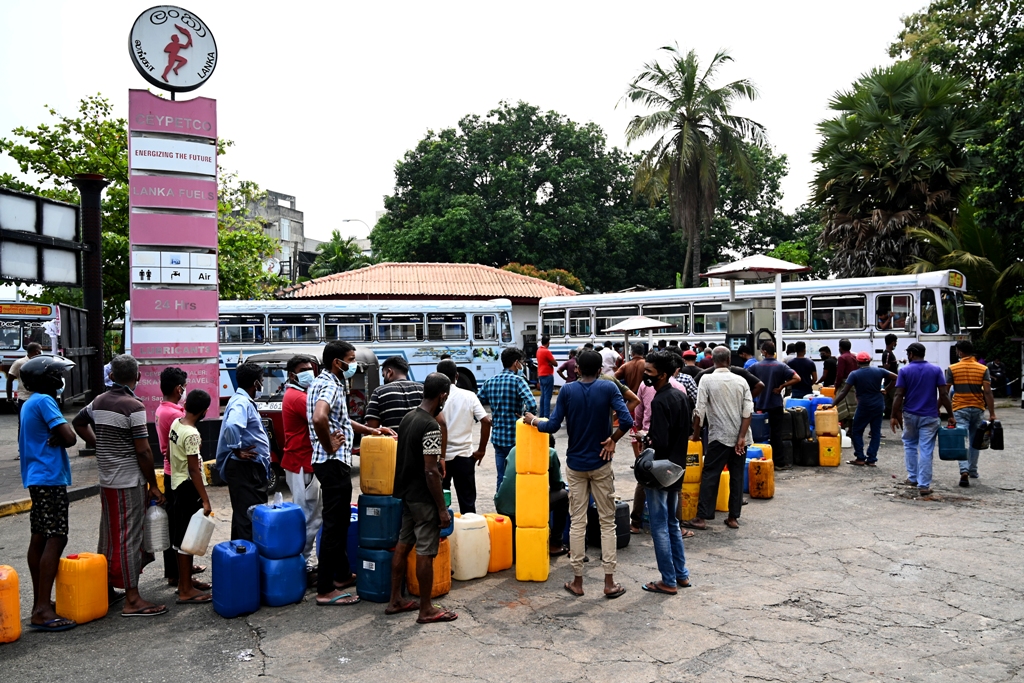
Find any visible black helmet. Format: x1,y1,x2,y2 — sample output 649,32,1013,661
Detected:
19,355,76,396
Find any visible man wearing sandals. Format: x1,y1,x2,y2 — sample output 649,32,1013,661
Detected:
387,373,457,624
835,352,896,467
524,349,633,600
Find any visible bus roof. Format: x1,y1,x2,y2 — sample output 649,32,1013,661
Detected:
539,271,966,308
217,298,513,313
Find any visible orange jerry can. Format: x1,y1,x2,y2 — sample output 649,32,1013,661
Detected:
0,565,21,644
515,419,549,474
752,443,773,461
360,435,398,495
56,552,108,625
820,386,835,399
748,459,775,499
483,514,513,573
406,537,451,598
815,407,840,437
716,469,731,512
683,440,703,483
819,436,841,467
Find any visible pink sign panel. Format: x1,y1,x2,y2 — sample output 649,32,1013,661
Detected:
131,289,219,321
129,89,217,139
133,342,219,360
130,175,217,211
136,361,221,422
130,212,217,248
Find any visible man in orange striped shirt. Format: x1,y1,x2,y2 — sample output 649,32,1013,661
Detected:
945,341,997,487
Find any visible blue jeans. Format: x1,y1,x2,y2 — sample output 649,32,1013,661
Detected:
538,375,554,419
493,443,513,491
645,487,689,587
954,407,985,475
851,404,884,463
902,413,940,489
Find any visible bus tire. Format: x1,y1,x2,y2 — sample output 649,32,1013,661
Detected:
456,368,478,393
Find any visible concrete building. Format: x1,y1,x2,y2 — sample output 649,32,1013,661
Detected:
277,262,577,352
246,190,322,282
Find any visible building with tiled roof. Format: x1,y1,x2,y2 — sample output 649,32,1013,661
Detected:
277,262,577,351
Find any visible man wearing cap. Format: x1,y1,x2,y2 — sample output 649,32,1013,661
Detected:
890,343,953,497
679,350,700,378
834,352,896,466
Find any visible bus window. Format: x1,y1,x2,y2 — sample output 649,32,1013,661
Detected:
541,309,566,337
474,314,498,341
811,295,865,331
269,314,321,343
875,294,911,331
324,313,373,342
219,314,265,344
693,303,727,334
569,309,592,337
595,306,638,335
428,313,467,341
23,321,47,348
499,312,512,343
941,290,963,334
378,313,423,341
0,321,20,350
782,298,807,331
920,290,939,333
642,304,689,334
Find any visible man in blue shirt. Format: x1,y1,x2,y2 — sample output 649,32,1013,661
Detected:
835,352,896,466
216,362,271,541
748,342,800,469
525,350,633,599
17,355,79,631
891,343,953,496
477,347,537,490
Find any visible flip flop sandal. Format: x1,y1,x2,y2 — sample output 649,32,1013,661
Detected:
191,565,207,574
642,582,677,596
417,609,458,624
334,575,357,590
629,527,642,535
680,529,695,539
175,581,212,593
680,519,706,531
176,594,212,604
122,606,169,617
605,585,627,599
384,600,420,615
317,593,360,606
29,617,77,632
563,582,583,597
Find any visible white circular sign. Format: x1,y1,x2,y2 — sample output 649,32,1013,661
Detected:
263,258,282,276
128,6,217,93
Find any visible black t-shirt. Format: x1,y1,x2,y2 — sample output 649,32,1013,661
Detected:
392,408,442,505
786,357,817,398
648,385,693,491
679,365,700,378
821,357,838,387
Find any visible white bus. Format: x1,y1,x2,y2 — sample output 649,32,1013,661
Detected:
208,298,514,398
538,270,981,379
0,302,56,398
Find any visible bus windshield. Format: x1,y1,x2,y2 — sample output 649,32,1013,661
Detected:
941,290,963,334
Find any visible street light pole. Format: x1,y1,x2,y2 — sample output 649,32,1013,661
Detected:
341,218,371,234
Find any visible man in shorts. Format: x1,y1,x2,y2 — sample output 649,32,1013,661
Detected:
386,372,457,624
17,355,78,631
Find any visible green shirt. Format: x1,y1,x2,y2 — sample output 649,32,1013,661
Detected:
493,447,562,518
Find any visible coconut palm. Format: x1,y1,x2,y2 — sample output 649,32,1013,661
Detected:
623,45,766,286
308,230,371,278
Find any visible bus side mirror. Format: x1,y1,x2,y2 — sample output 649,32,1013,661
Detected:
904,313,915,333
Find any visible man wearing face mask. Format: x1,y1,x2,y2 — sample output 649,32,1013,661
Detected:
308,341,394,606
214,362,271,542
477,347,537,490
73,354,167,617
281,355,322,574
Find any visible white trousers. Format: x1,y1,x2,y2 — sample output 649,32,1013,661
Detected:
284,468,323,568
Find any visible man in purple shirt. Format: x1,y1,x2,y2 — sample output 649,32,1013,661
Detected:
890,343,953,497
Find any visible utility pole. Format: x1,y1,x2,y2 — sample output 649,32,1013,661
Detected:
71,173,109,398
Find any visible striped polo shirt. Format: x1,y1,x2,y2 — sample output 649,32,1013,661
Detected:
364,380,424,431
944,357,990,411
78,385,149,489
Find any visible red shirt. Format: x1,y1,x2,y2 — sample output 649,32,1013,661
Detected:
280,386,313,473
155,400,186,475
836,352,859,386
536,346,556,377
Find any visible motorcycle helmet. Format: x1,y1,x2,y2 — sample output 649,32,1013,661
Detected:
632,448,685,489
18,355,76,396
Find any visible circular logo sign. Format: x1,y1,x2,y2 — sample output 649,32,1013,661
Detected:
128,6,217,93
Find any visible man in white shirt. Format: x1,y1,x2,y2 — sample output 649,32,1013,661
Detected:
599,342,619,376
436,360,491,514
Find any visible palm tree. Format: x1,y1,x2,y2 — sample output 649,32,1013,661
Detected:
308,230,371,279
623,45,766,286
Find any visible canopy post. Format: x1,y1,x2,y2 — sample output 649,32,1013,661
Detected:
729,280,736,302
775,273,783,355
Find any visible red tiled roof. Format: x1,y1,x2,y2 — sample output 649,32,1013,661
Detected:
278,262,578,301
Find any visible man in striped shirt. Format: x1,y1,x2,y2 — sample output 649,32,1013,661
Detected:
365,356,423,432
73,354,167,617
945,340,997,487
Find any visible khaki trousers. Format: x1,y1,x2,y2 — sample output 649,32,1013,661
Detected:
566,462,617,576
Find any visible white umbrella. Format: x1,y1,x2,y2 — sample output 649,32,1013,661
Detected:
603,316,677,354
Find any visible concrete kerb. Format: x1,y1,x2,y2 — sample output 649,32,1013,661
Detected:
0,484,100,519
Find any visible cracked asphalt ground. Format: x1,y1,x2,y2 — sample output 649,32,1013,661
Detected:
1,401,1022,682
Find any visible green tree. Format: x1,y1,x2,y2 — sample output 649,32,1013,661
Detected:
710,143,790,260
500,263,584,293
811,60,982,277
309,230,371,279
0,95,284,322
622,45,766,286
371,101,684,292
767,205,833,280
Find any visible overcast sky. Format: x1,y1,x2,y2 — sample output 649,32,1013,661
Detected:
0,0,925,244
